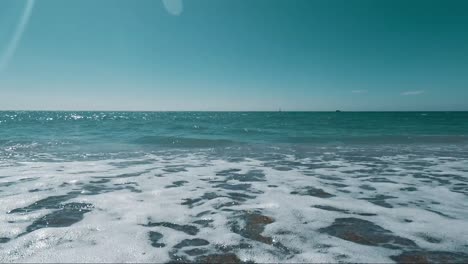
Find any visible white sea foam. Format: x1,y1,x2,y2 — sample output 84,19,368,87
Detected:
0,150,467,262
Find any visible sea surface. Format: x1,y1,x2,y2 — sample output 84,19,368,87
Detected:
0,111,468,263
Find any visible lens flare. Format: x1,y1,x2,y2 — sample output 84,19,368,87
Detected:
162,0,183,16
0,0,35,72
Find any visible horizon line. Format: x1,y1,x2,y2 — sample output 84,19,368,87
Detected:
1,109,467,113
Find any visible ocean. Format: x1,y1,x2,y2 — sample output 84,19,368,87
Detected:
0,111,467,263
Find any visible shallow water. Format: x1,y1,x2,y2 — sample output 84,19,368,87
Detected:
1,112,468,263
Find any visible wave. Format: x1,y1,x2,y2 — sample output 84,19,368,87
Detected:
282,135,468,145
134,136,237,148
132,135,468,150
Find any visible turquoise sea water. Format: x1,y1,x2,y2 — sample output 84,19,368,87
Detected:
1,111,468,262
1,111,468,160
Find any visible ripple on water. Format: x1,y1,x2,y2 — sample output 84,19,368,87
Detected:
143,221,199,236
148,231,165,248
25,202,93,234
319,218,418,250
290,186,335,198
391,251,468,264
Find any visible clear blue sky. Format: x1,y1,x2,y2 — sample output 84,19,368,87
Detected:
1,0,467,111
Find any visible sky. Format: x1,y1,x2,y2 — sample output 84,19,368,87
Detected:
0,0,467,111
